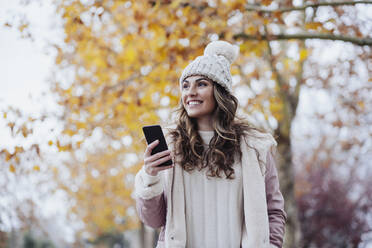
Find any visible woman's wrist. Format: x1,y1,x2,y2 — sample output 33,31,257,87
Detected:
145,167,158,176
141,167,161,186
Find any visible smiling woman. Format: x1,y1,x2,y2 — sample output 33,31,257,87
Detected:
134,40,286,248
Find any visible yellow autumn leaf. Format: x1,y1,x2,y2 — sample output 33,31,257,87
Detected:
115,103,125,112
245,26,256,35
76,141,83,148
262,0,273,6
76,122,86,129
9,164,15,173
57,140,70,152
14,146,24,154
69,97,79,105
357,101,365,110
94,57,106,69
63,129,76,136
33,165,40,171
48,140,53,146
170,0,182,9
305,22,323,30
284,58,292,70
269,98,284,122
21,126,28,137
299,49,308,61
125,46,136,64
19,23,29,32
5,150,12,161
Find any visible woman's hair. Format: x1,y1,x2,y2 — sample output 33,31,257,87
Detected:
169,81,267,179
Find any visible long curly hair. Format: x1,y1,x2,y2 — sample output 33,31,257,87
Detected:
168,81,267,179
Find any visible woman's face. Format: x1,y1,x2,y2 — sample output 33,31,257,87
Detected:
181,75,216,119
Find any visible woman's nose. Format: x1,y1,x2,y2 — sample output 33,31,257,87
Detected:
188,84,197,95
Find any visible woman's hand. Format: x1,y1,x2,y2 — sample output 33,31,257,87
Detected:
144,140,174,176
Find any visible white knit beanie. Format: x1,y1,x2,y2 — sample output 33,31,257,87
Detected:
179,40,239,94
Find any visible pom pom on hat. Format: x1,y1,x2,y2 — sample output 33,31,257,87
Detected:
204,40,239,64
179,40,239,94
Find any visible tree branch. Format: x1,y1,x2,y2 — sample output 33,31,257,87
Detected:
263,25,294,139
245,1,372,13
233,32,372,46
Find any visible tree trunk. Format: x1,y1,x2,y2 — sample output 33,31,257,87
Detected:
276,130,302,248
139,222,145,248
265,34,303,247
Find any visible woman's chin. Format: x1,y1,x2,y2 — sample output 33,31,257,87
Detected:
186,111,202,118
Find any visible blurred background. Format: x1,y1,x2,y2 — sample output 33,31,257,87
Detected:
0,0,371,247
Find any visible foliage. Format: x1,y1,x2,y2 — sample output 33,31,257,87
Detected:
297,163,372,247
23,232,55,248
1,0,371,246
87,232,130,248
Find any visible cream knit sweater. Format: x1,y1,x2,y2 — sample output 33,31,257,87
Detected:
183,130,243,247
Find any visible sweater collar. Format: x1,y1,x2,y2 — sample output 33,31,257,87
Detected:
198,130,214,145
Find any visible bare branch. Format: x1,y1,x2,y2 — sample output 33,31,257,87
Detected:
245,1,372,13
233,32,372,46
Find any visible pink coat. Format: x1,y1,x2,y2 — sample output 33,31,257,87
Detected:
136,150,287,248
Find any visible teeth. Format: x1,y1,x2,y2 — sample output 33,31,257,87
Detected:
188,101,202,105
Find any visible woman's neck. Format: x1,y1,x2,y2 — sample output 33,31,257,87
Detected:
196,116,214,131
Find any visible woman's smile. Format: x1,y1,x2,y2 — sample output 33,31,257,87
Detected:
187,100,203,107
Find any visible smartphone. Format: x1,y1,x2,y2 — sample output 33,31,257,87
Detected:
142,125,173,167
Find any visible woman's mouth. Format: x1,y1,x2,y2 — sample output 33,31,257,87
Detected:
187,100,203,107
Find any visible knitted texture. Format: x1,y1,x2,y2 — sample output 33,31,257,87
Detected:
179,40,239,93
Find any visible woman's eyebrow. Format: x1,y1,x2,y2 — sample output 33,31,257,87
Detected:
183,77,211,83
196,78,210,82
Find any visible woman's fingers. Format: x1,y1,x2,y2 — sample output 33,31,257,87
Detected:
144,149,172,164
144,153,174,176
151,154,173,167
144,139,159,157
147,163,174,176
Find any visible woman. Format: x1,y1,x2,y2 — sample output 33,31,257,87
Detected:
134,40,286,248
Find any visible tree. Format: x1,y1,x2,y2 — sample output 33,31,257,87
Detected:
0,108,45,243
3,0,371,247
295,134,372,247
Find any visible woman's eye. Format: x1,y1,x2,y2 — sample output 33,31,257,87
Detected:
182,84,189,89
198,82,207,86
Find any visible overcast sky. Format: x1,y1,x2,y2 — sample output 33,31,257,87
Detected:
0,0,62,115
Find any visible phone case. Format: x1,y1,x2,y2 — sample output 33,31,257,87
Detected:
142,125,173,167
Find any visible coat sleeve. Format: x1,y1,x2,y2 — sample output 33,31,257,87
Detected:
134,168,167,228
265,148,287,248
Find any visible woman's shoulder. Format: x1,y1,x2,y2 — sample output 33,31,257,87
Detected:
162,123,178,146
241,128,277,149
163,123,177,132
